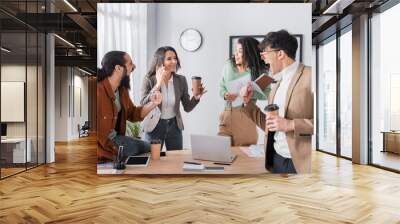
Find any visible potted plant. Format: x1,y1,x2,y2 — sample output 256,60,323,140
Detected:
125,120,141,139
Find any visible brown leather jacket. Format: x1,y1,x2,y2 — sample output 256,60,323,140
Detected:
97,79,143,160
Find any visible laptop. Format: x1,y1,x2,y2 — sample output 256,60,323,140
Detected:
190,134,237,163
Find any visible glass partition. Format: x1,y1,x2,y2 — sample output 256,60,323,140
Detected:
339,28,352,158
317,36,337,155
0,1,46,179
370,3,400,171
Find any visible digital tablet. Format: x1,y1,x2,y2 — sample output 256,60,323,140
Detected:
125,156,150,167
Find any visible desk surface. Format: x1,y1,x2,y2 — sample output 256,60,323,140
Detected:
381,131,400,134
97,147,267,175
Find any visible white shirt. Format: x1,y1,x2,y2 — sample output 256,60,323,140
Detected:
272,61,299,158
160,77,176,119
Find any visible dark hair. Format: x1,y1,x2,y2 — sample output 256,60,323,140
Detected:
259,30,298,60
230,37,267,81
97,51,127,82
146,46,181,77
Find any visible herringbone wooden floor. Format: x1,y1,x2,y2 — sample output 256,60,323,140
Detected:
1,135,400,224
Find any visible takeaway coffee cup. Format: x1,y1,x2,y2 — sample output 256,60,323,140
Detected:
192,76,202,96
264,104,279,119
264,104,279,131
150,139,162,160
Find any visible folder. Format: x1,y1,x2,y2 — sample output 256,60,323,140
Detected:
254,74,275,91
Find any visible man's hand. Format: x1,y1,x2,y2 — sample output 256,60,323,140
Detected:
150,90,162,105
266,116,294,132
224,92,238,102
239,84,253,104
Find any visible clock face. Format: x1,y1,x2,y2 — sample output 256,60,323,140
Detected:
180,28,202,52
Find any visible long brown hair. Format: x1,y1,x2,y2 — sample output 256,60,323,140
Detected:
230,37,267,81
146,46,181,77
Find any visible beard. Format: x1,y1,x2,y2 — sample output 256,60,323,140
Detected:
119,67,131,89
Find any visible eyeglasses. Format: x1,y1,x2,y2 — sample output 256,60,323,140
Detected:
260,49,280,55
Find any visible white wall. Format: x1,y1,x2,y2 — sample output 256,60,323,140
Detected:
1,65,40,137
54,67,89,141
1,64,46,163
153,3,312,148
55,67,68,141
97,3,149,103
72,73,89,137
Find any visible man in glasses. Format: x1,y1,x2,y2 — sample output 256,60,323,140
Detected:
240,30,313,174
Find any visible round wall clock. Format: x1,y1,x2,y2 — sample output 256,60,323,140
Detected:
179,28,202,52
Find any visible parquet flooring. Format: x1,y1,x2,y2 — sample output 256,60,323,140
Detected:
1,135,400,223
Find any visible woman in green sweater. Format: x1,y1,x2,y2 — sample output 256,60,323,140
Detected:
218,37,270,146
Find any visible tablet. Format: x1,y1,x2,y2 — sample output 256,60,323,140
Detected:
125,156,150,167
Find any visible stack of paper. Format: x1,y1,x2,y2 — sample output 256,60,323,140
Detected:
226,75,251,107
226,74,274,107
247,82,264,97
240,145,265,157
183,163,205,171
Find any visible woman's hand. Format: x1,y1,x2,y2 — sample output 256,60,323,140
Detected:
141,90,162,118
155,66,168,87
194,84,207,100
224,92,238,102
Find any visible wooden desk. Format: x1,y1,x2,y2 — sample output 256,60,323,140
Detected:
382,131,400,154
97,147,268,175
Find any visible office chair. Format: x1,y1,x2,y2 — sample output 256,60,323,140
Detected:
78,121,90,138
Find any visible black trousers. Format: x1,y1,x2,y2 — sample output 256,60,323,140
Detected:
271,151,297,174
113,135,150,160
144,117,183,150
266,131,297,174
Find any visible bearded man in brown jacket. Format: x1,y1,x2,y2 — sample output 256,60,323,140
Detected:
97,51,162,161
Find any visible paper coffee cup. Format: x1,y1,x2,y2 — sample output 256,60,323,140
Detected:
150,139,161,160
264,104,279,132
264,104,279,118
192,76,202,96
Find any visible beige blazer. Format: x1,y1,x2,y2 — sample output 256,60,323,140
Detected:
242,63,314,173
